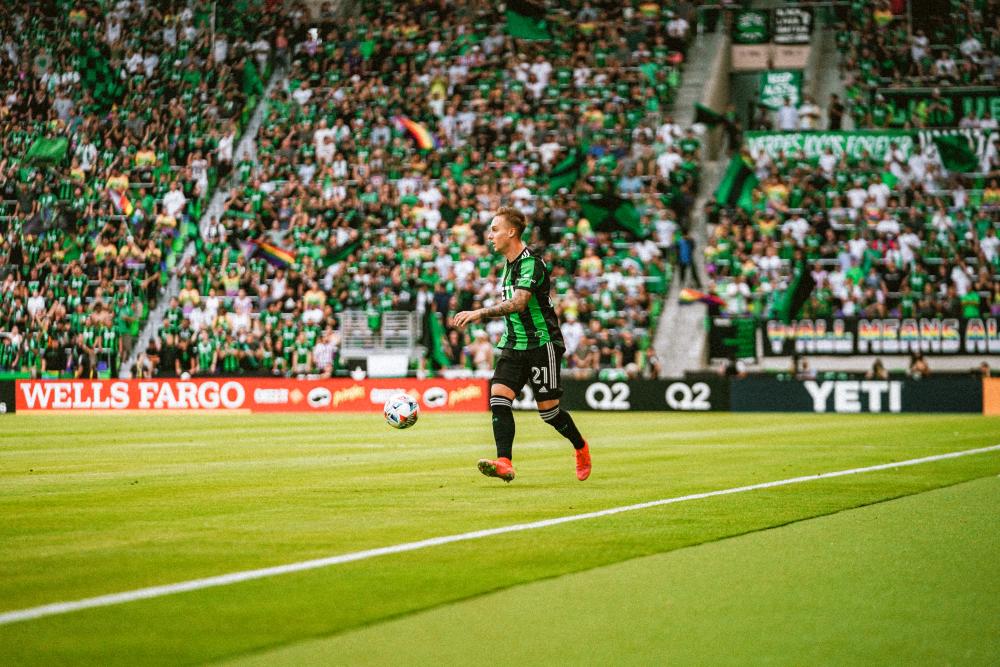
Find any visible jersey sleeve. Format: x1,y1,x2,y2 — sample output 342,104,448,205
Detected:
514,257,545,291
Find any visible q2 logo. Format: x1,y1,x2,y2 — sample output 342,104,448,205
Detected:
665,382,711,411
584,382,631,410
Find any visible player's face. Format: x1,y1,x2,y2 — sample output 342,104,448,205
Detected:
487,215,512,253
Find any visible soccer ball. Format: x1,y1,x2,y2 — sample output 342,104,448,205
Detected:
384,393,419,429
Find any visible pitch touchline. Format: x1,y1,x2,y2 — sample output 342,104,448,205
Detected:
2,444,999,627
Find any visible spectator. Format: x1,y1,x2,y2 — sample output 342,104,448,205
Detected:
909,353,930,379
866,359,889,380
776,97,799,131
677,231,701,288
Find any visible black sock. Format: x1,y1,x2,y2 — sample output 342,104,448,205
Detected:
539,407,586,449
490,396,515,460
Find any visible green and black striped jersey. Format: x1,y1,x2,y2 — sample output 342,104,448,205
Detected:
497,247,564,351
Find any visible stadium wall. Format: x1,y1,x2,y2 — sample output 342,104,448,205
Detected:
3,376,994,415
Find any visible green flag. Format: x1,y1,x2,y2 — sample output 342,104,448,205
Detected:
694,103,726,126
581,196,647,239
932,134,979,173
424,311,451,370
79,46,122,110
715,153,758,211
775,260,815,323
24,137,68,164
546,147,583,194
505,0,551,40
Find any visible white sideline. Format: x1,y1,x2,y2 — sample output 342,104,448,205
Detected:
2,443,999,627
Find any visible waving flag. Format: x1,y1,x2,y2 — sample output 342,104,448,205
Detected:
251,240,297,267
393,115,438,150
679,288,726,308
107,188,134,216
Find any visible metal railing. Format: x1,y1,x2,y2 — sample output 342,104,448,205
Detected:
339,310,421,357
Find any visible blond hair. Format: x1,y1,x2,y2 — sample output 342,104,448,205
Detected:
495,206,527,238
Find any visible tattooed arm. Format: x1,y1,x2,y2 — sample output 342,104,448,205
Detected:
453,290,531,328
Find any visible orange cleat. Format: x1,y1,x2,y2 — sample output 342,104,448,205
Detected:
575,443,591,481
477,457,516,482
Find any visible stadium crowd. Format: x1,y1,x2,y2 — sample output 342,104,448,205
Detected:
0,0,290,378
707,0,1000,322
839,0,1000,130
138,0,703,381
705,140,1000,321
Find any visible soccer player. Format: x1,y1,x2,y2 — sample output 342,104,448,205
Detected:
454,206,591,482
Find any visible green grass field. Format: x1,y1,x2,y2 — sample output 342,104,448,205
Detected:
1,413,999,665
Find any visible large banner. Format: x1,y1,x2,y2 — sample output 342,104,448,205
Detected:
763,318,1000,356
759,70,803,110
513,378,731,412
732,10,770,45
0,380,14,414
772,7,812,45
746,129,994,168
731,376,982,413
14,378,488,413
745,130,916,162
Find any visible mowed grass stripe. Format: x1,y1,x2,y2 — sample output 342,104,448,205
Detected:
2,442,999,627
234,476,1000,666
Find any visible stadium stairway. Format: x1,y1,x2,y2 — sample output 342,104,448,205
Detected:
655,29,727,377
119,64,288,378
657,16,847,376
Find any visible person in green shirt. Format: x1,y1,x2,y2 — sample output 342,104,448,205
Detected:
961,289,982,319
195,330,218,375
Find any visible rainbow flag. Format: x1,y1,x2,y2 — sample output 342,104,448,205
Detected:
107,189,134,216
679,288,726,308
252,240,297,267
393,115,438,150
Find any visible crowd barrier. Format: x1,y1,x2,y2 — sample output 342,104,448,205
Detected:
0,376,994,415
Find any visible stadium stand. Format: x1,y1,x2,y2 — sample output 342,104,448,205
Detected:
708,0,999,334
141,0,700,381
839,0,1000,129
0,0,285,378
707,144,999,320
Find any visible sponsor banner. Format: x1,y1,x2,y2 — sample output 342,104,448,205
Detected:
731,376,982,413
984,378,1000,416
759,70,803,112
772,7,812,45
513,378,730,412
745,130,915,162
0,379,14,414
14,378,487,413
732,9,770,45
763,318,1000,356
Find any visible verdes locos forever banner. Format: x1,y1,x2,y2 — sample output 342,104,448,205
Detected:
14,378,488,412
763,318,1000,356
